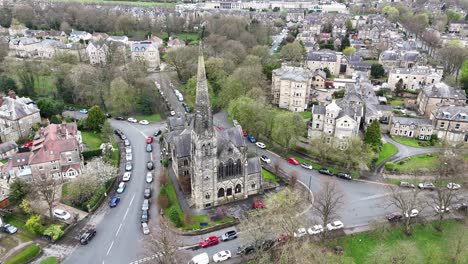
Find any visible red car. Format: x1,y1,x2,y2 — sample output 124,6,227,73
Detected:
252,200,266,209
287,157,300,165
276,232,292,242
200,236,219,248
146,137,153,144
22,140,33,148
242,129,248,137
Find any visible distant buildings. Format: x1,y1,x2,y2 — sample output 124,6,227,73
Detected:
416,83,467,117
130,41,161,70
271,66,312,112
430,106,468,144
387,66,443,91
86,41,109,65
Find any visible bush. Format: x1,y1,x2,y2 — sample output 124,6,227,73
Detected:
157,193,170,209
82,149,102,160
4,244,41,264
25,215,45,235
168,206,182,227
43,224,64,241
385,162,396,172
162,159,169,167
50,114,62,124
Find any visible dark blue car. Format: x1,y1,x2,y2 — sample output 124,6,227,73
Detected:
109,197,120,208
247,135,256,143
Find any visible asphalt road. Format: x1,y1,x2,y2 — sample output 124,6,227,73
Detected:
270,29,288,54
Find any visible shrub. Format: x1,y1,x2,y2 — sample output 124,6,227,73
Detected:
82,149,102,160
385,162,396,171
168,206,182,227
50,114,62,124
157,194,170,210
25,215,45,235
4,244,41,264
43,224,64,241
162,159,169,167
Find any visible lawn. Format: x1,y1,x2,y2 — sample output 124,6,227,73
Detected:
290,154,360,178
5,244,41,264
40,257,58,264
81,132,104,150
375,142,398,165
390,99,404,107
391,136,437,148
301,111,312,119
135,113,161,122
50,0,176,7
386,153,438,173
262,168,280,182
328,220,467,264
156,32,200,42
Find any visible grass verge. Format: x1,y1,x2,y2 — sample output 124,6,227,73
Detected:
376,142,398,165
262,168,280,182
385,153,438,173
40,256,58,264
135,114,161,122
81,131,104,150
5,244,41,264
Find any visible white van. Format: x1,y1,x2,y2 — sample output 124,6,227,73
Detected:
188,252,209,264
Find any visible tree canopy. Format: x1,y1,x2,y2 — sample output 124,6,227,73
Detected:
364,120,382,148
85,105,107,132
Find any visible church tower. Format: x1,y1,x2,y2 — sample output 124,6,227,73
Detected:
191,43,217,209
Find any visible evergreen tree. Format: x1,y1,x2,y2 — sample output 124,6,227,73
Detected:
365,120,382,148
370,63,385,78
85,105,107,132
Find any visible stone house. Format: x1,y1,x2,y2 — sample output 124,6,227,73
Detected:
430,105,468,144
305,49,347,76
8,37,40,58
130,41,161,71
0,91,41,143
390,117,433,140
379,50,420,71
167,37,186,49
34,39,67,59
387,66,443,91
448,20,468,36
0,141,18,160
86,41,109,65
69,30,92,43
417,83,467,117
271,66,313,112
286,9,305,22
311,69,326,89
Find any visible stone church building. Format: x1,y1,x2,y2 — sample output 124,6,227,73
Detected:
165,44,262,209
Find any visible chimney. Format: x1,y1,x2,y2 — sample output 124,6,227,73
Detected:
8,90,16,99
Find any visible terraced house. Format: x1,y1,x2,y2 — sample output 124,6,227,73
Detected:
390,117,433,140
430,105,468,144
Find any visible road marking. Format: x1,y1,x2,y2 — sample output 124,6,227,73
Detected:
354,192,394,202
129,193,135,206
106,241,114,256
116,223,123,237
123,207,130,221
354,179,393,186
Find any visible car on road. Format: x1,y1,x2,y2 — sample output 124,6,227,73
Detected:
386,212,403,222
237,245,255,255
53,209,71,221
242,130,248,137
434,205,450,213
307,225,323,235
221,230,237,241
276,232,292,242
79,109,88,114
105,113,111,118
125,153,132,161
213,250,231,263
255,142,266,149
79,229,96,245
184,105,191,113
146,144,153,152
109,196,120,208
418,182,435,190
170,111,176,116
115,116,124,120
404,209,419,218
139,120,149,125
287,157,300,165
114,129,123,137
127,117,137,123
146,137,153,144
293,228,307,238
147,161,154,170
125,147,132,154
190,253,210,264
399,181,415,188
116,182,126,194
142,199,150,211
260,155,271,164
141,210,149,223
200,236,219,248
247,135,256,143
141,223,150,235
125,162,132,171
319,169,334,176
124,139,130,146
300,163,313,170
153,130,162,137
336,172,352,180
146,172,153,183
447,183,461,190
2,224,18,234
123,172,131,182
252,200,266,209
120,133,127,140
144,188,152,198
326,220,344,231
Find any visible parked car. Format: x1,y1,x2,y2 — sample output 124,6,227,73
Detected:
213,250,231,263
326,220,344,231
447,183,461,190
109,196,120,207
79,109,88,114
153,130,162,137
184,105,191,113
80,229,96,245
293,228,307,238
287,157,300,165
242,130,248,137
116,182,126,194
124,139,130,146
115,116,124,120
190,253,210,264
105,113,111,118
300,163,313,170
319,169,333,176
141,210,149,223
404,209,419,218
125,162,132,171
307,225,323,235
237,245,255,255
386,212,403,222
260,155,271,164
53,209,71,221
123,172,131,182
434,205,450,213
144,188,152,199
142,199,150,211
336,172,352,180
170,111,176,116
418,182,435,190
141,223,150,235
255,142,266,149
147,161,154,170
221,230,237,241
127,117,137,123
252,200,266,209
126,153,132,161
139,120,149,125
399,181,415,188
146,137,153,144
200,236,219,248
247,135,256,143
454,203,467,211
125,147,132,154
2,224,18,234
146,172,153,183
276,232,292,242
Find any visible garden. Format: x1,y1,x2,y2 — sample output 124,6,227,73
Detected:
385,153,439,173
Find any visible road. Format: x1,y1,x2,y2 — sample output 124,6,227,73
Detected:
270,28,288,54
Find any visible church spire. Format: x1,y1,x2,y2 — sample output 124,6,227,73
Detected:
193,42,213,136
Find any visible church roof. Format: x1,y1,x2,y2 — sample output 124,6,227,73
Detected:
247,157,261,175
219,127,245,148
174,132,192,158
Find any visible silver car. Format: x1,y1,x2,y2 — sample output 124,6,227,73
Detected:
142,199,150,211
146,172,153,183
125,162,132,171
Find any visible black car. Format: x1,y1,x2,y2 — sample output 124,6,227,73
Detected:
147,161,154,171
153,130,162,137
141,210,149,223
336,173,352,180
221,230,237,241
386,212,403,222
144,188,152,199
319,169,333,176
105,113,112,118
80,229,97,245
115,116,124,120
146,144,153,152
114,129,123,136
185,106,191,113
182,102,187,107
237,245,255,255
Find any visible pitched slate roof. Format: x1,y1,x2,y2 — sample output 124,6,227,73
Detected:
312,104,326,115
431,105,468,122
0,141,17,154
247,157,261,175
0,95,39,121
174,132,192,158
273,66,312,82
421,83,467,100
307,49,337,62
392,117,432,126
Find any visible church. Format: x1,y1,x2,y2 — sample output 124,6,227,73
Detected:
164,44,262,209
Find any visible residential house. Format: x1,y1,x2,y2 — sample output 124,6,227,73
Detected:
149,36,164,46
430,105,468,144
167,37,185,49
131,41,161,71
448,20,468,36
86,41,109,65
271,66,312,112
390,117,433,140
8,37,40,58
286,9,305,22
0,141,18,160
107,36,129,45
379,50,421,70
417,83,467,117
8,24,28,36
69,30,92,43
34,39,67,59
387,66,443,91
0,91,41,143
92,32,110,42
305,49,347,76
311,69,326,89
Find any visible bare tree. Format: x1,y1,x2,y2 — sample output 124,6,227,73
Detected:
388,185,422,235
313,180,344,238
289,171,299,188
273,160,281,177
34,175,59,220
145,227,190,264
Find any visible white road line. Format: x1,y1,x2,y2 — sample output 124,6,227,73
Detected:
123,207,130,221
116,223,123,237
129,193,136,206
106,241,114,256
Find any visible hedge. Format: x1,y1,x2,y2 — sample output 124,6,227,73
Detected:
5,244,41,264
87,177,116,211
82,149,102,160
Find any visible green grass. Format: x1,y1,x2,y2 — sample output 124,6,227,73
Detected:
40,257,58,264
262,168,280,182
386,153,438,173
81,132,104,150
2,214,35,241
50,0,176,7
289,154,360,179
329,220,467,264
376,143,398,165
156,32,200,42
135,114,161,122
34,75,55,96
390,99,404,107
391,136,435,148
301,111,312,119
5,244,41,264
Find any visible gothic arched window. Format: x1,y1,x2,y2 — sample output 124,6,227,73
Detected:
235,184,242,194
218,188,225,198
